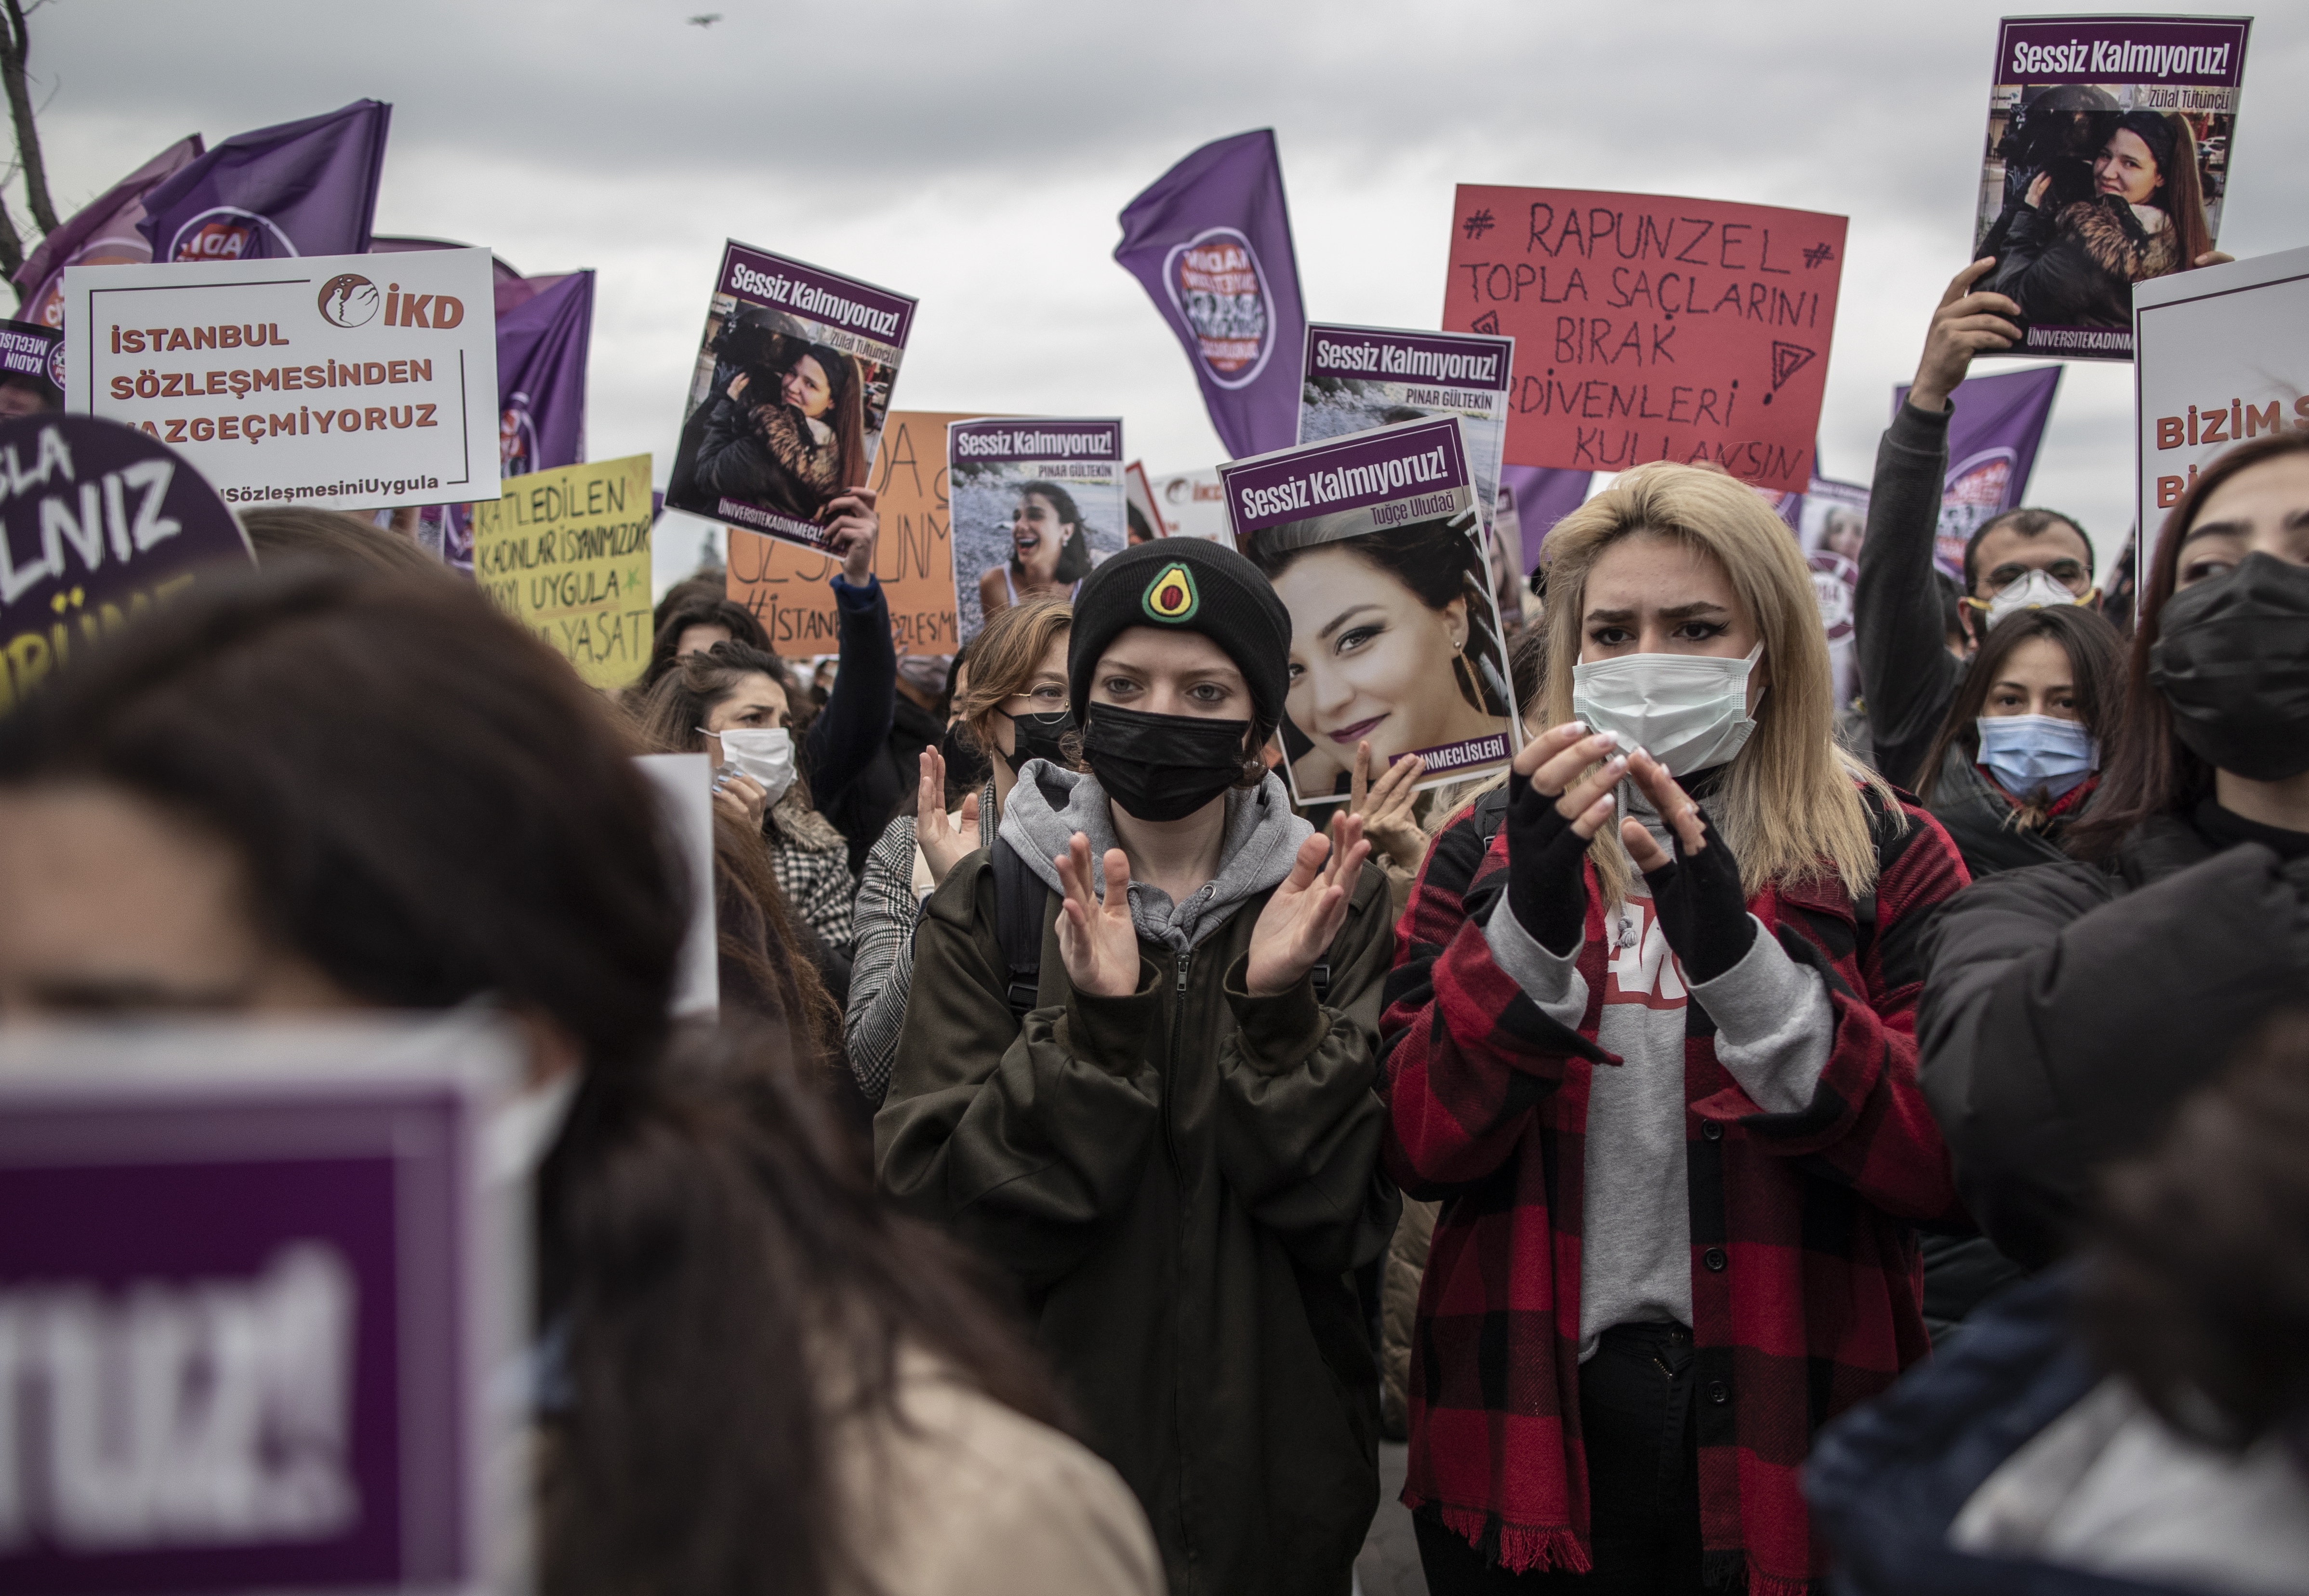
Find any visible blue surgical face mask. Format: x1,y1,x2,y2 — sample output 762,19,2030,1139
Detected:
1975,714,2097,801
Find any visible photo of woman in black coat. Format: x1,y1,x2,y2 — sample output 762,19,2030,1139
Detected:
682,307,871,526
1988,110,2222,331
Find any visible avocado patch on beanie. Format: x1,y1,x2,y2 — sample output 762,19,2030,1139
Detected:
1142,561,1198,623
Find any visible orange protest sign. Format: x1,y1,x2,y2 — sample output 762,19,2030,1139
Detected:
724,410,973,656
1444,187,1845,494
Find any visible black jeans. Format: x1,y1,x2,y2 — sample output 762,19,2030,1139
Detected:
1416,1322,1705,1595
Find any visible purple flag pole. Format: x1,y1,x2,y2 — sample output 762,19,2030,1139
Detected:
1499,465,1592,573
1893,364,2063,580
137,100,390,264
1115,129,1305,460
12,136,203,327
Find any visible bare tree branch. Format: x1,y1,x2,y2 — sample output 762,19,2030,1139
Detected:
0,0,58,237
0,189,25,285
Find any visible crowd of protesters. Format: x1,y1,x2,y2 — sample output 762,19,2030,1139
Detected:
0,256,2304,1596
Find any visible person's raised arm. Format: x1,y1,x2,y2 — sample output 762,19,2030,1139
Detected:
805,489,898,802
1857,260,2020,786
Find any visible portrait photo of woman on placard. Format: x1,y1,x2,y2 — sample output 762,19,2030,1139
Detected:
679,306,874,526
976,479,1096,622
1240,508,1514,804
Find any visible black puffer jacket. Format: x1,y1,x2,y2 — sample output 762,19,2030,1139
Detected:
1923,745,2090,881
1990,194,2182,331
1917,801,2309,1270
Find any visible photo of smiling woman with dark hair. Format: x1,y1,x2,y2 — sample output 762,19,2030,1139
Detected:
1241,509,1514,805
977,479,1095,622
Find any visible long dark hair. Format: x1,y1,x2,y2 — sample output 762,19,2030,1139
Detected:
797,343,868,501
1014,480,1095,584
1242,513,1513,719
632,641,815,811
642,594,772,690
1913,603,2124,801
2070,429,2309,859
0,566,1068,1596
2110,109,2214,274
2081,1008,2309,1457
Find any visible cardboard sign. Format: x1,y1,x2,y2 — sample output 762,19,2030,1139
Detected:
1223,416,1519,803
1444,186,1846,493
664,242,915,556
2134,244,2309,562
1145,466,1230,540
949,418,1125,647
724,409,967,658
65,248,499,512
1974,16,2251,361
0,413,254,712
0,1017,521,1596
473,453,652,689
1301,321,1521,629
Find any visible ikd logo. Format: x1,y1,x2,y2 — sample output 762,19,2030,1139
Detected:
1164,226,1274,390
317,273,382,329
168,206,299,263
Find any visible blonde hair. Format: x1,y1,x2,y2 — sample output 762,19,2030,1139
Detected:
955,598,1071,754
1539,463,1899,904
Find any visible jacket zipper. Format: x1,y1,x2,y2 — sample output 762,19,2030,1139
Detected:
1167,944,1195,1584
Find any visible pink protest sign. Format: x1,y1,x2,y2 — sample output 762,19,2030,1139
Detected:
1444,187,1846,494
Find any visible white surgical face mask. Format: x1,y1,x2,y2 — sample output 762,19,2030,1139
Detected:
1980,569,2091,631
1975,714,2097,801
1570,643,1763,777
708,725,796,806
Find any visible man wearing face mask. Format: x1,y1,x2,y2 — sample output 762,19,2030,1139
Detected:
876,538,1400,1596
1858,261,2101,789
1921,429,2309,1274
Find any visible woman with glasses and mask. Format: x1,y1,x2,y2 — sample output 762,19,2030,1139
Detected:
845,598,1070,1105
877,538,1399,1596
1920,428,2309,1276
1381,463,1969,1595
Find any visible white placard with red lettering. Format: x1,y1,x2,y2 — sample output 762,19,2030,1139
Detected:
64,248,499,513
2134,243,2309,578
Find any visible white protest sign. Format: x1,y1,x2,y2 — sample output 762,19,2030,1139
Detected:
1147,466,1229,540
634,752,719,1018
64,248,499,512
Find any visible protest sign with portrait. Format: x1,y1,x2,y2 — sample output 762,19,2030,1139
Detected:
948,418,1125,647
1224,416,1519,805
65,247,498,513
1973,16,2251,361
664,242,915,558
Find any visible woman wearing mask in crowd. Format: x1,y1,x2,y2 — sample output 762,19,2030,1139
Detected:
1244,510,1515,806
977,480,1096,623
695,334,871,527
1811,1011,2309,1596
0,566,1162,1596
845,599,1070,1105
1919,428,2309,1275
1912,604,2125,880
1382,463,1968,1594
1991,110,2224,331
635,641,858,1004
878,538,1400,1596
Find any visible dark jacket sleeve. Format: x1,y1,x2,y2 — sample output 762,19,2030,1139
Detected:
693,395,772,500
1917,844,2308,1270
1212,863,1402,1275
806,575,897,810
1856,400,1963,789
1987,202,2097,328
874,856,1165,1291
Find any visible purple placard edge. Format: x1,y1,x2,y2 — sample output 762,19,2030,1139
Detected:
1220,416,1469,535
949,417,1122,466
1994,15,2250,88
1303,323,1513,393
717,240,916,348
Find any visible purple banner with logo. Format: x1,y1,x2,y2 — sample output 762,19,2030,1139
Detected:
0,1020,518,1596
136,101,390,266
442,270,593,571
1115,129,1305,460
0,316,65,410
13,137,204,330
1895,363,2062,579
0,413,252,710
1498,464,1591,575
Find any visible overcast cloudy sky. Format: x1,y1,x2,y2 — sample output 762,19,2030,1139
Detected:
27,0,2309,578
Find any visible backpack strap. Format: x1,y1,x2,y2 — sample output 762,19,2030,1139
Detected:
990,838,1047,1022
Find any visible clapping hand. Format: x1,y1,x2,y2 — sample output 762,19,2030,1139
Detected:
1618,748,1755,984
1350,741,1427,870
1054,833,1142,999
1245,813,1371,997
916,745,981,887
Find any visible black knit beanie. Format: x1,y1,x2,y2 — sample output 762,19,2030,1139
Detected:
1066,537,1290,734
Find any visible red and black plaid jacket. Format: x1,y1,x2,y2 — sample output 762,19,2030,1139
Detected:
1380,786,1969,1595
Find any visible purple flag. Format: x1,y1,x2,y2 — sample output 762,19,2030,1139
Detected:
1115,129,1304,460
136,100,389,265
1894,364,2063,579
13,136,203,328
1499,464,1592,574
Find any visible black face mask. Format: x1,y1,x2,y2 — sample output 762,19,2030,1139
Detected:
1082,703,1252,822
996,707,1076,775
939,720,992,790
2149,552,2309,782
